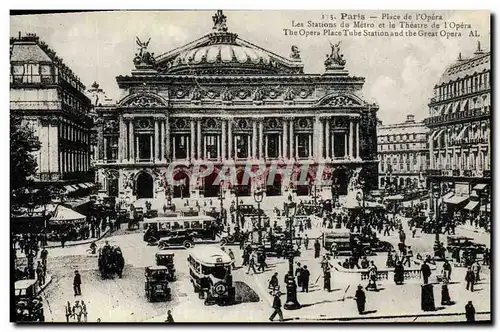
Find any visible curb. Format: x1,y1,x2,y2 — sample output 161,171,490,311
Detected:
45,227,111,249
37,274,53,295
296,310,491,322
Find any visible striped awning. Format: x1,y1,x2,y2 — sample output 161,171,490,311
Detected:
49,205,86,225
63,185,76,193
463,201,479,211
455,125,470,140
473,183,488,191
433,129,446,142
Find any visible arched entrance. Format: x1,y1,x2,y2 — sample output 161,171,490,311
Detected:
266,172,282,196
332,167,348,195
136,172,154,199
108,178,119,197
203,169,220,198
173,170,190,198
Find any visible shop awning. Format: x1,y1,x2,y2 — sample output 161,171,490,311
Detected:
63,185,76,193
49,205,86,225
444,195,469,205
384,194,404,201
463,201,479,211
480,203,490,212
473,183,488,191
442,192,454,200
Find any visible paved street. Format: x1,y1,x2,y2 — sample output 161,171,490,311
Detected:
39,213,491,323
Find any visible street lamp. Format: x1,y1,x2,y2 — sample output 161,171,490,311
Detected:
283,201,301,310
432,184,440,243
253,186,264,245
219,182,225,221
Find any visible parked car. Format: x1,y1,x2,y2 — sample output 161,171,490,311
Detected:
157,230,198,249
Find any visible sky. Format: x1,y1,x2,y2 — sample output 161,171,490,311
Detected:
10,10,490,125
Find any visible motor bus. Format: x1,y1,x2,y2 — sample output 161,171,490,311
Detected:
187,247,235,305
142,215,218,243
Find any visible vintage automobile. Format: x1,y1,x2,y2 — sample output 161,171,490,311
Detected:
219,231,248,246
144,209,159,219
144,266,171,302
98,246,125,279
446,235,486,263
188,247,235,305
323,231,389,256
15,279,44,322
155,251,176,281
134,207,144,222
157,230,198,249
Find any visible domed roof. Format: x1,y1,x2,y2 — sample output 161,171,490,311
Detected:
168,42,274,74
155,11,303,76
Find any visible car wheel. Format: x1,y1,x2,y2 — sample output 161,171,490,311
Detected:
184,241,193,249
363,247,373,256
220,239,227,246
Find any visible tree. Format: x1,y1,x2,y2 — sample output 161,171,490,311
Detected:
10,114,40,204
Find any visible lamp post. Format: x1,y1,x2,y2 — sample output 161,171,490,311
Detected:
283,201,301,310
253,186,264,245
219,182,224,221
432,183,440,243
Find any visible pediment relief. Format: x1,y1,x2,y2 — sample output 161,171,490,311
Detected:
120,93,167,108
319,94,364,107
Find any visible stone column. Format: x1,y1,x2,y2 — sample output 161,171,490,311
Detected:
190,120,195,160
349,121,354,159
128,120,134,162
308,134,312,158
154,119,160,162
356,121,360,159
228,120,233,159
166,117,171,161
172,136,177,159
252,120,257,159
318,118,324,160
278,135,282,158
119,117,126,162
344,133,348,158
331,132,335,159
103,137,108,161
289,119,294,159
259,119,264,159
265,135,269,159
428,133,434,169
325,119,330,159
283,120,288,159
221,120,227,160
247,136,251,158
295,135,299,159
160,120,165,162
203,136,207,159
48,122,59,173
217,136,221,160
197,119,202,160
149,135,153,162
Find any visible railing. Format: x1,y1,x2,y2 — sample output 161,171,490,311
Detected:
360,269,422,281
429,84,491,103
451,137,488,146
426,168,489,178
424,108,490,125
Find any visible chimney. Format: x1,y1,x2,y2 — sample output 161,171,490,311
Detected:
405,114,415,123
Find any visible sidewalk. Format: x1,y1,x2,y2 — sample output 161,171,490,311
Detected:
456,224,489,235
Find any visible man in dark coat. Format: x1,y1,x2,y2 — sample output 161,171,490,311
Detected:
301,265,310,293
295,262,303,290
165,310,174,322
465,266,475,292
269,291,284,322
465,301,475,322
314,239,321,258
355,285,366,314
73,270,82,296
420,261,431,284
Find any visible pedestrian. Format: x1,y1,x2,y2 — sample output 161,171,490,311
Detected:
269,291,284,322
354,285,366,314
36,262,44,286
301,265,310,293
268,272,279,292
73,270,82,296
367,261,378,291
443,259,452,280
323,264,332,292
165,310,174,322
465,301,476,322
246,252,257,275
420,261,431,285
40,247,48,268
73,300,83,322
465,266,475,292
295,262,303,289
304,235,309,250
314,239,321,258
60,232,66,248
65,301,72,322
440,277,451,305
228,248,236,268
472,261,481,283
81,300,88,322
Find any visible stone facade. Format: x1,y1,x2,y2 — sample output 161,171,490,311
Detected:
10,33,93,183
95,11,379,201
377,115,429,190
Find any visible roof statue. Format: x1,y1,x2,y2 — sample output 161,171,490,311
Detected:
212,10,228,32
290,45,301,60
133,37,155,67
325,41,346,69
